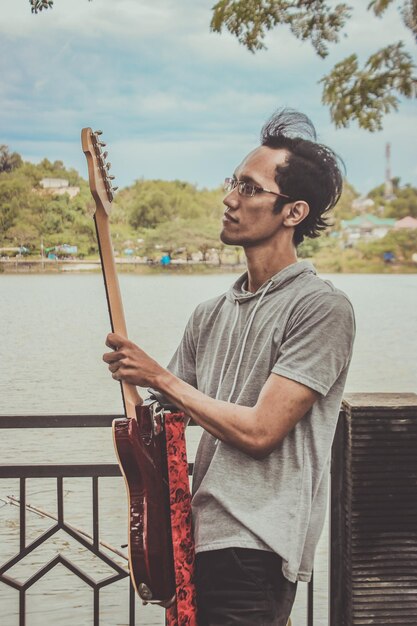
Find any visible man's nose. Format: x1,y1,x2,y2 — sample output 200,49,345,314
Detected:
223,187,239,209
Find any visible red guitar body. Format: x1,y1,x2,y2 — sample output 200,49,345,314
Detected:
113,400,176,604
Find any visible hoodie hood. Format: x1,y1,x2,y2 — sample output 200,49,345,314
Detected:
227,260,317,303
216,261,316,404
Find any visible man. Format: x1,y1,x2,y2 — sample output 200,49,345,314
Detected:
103,109,355,625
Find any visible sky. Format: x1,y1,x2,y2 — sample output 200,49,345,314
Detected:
1,0,416,196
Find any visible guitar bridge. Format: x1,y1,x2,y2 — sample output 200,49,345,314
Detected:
149,401,165,437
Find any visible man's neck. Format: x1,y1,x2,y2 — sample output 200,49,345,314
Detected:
244,243,298,293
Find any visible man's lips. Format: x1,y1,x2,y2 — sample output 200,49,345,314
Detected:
223,211,238,223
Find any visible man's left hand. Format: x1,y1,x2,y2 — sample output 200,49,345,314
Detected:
103,333,164,387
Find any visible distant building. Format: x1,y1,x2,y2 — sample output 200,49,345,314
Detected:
351,196,375,213
341,214,396,245
39,178,80,198
394,216,417,230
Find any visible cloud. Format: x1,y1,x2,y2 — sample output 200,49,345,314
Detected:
1,0,416,195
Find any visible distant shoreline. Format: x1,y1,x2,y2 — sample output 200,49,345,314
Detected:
0,258,244,275
1,258,417,275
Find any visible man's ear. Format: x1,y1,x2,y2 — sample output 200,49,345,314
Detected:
283,201,309,227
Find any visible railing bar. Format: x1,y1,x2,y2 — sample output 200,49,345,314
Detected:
19,588,25,626
96,572,129,588
22,555,67,590
0,573,22,591
57,477,63,525
129,578,135,626
7,495,129,562
330,414,345,626
20,478,26,552
0,414,124,428
307,570,314,626
94,588,99,626
0,463,122,478
0,414,200,428
0,525,59,575
57,554,97,588
62,524,128,575
21,554,97,590
93,476,99,550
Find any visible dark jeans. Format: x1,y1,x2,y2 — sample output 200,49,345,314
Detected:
195,548,297,626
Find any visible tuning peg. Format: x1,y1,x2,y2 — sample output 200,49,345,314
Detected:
102,151,108,160
98,141,106,148
106,162,112,170
112,186,119,192
108,174,115,180
94,130,103,136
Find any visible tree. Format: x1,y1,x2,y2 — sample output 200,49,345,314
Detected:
331,179,359,225
210,0,416,131
368,180,417,218
0,145,23,173
141,217,222,260
0,176,31,234
118,179,223,230
358,228,417,261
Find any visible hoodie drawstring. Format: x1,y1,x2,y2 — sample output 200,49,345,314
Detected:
215,301,240,400
215,279,273,403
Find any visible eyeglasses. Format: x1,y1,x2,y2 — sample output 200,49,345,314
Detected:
224,177,292,199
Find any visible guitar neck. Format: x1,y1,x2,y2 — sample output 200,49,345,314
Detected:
94,209,142,418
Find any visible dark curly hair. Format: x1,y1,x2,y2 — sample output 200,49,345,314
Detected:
260,109,344,246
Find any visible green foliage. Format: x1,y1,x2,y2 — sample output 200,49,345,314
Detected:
357,228,417,261
401,0,417,37
30,0,92,14
30,0,53,13
210,1,350,57
0,149,225,259
367,180,417,218
331,179,359,225
0,151,96,253
210,0,417,131
297,237,321,258
140,217,222,259
321,43,417,131
369,0,417,37
0,175,32,235
2,146,415,271
0,145,23,173
118,179,223,230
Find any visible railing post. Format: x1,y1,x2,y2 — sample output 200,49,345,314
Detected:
330,393,417,626
330,407,346,626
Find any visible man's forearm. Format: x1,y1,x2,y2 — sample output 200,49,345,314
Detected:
154,368,261,456
102,332,316,459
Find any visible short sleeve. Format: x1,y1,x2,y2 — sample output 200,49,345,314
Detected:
272,291,355,396
167,310,198,388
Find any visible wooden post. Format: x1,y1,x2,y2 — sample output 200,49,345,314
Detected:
330,393,417,626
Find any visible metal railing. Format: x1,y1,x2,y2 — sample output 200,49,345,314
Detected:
0,413,317,626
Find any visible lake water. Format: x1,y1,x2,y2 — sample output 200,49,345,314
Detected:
0,272,416,626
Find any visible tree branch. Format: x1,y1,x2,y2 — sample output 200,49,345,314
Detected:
30,0,92,14
210,0,351,57
321,42,417,131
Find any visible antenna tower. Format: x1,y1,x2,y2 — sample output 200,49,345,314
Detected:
384,143,393,199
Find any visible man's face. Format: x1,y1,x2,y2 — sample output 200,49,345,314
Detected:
220,146,291,248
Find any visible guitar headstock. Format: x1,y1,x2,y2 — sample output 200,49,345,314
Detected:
81,127,118,216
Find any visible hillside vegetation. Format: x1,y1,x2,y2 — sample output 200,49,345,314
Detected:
1,145,417,271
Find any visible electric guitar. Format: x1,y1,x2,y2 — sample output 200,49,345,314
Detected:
81,128,176,605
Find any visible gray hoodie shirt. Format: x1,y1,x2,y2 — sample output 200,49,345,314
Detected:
168,261,355,582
